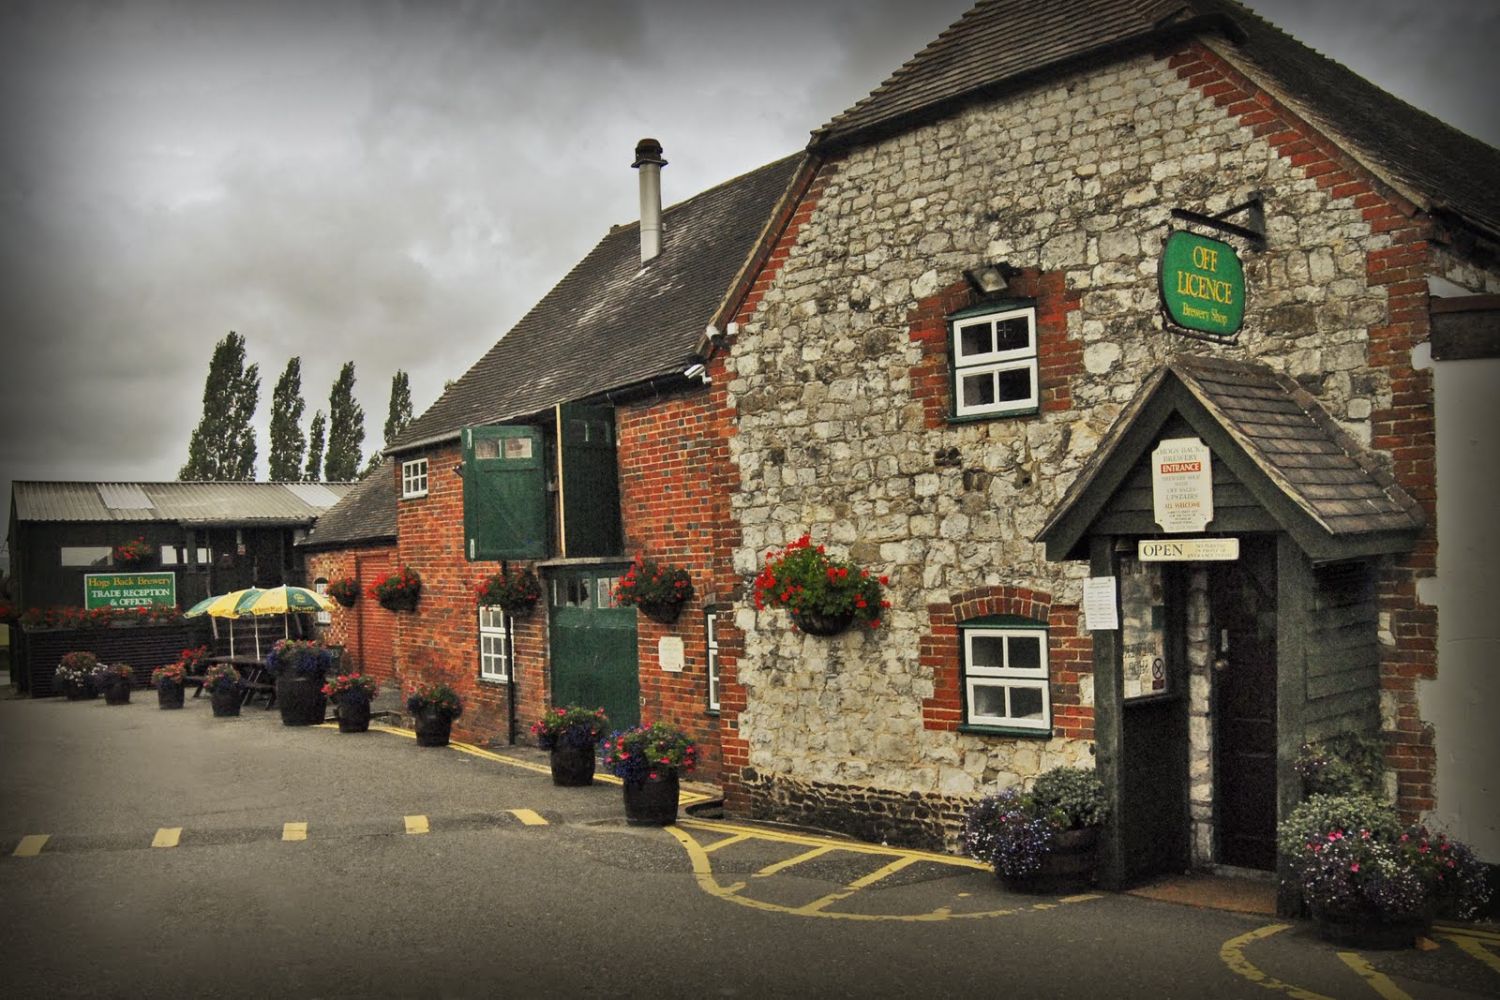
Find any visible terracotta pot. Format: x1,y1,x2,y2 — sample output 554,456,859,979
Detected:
791,608,855,636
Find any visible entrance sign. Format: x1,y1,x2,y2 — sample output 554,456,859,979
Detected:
1138,538,1240,561
1152,437,1214,533
1160,230,1245,337
658,636,685,673
84,572,177,610
1082,576,1119,631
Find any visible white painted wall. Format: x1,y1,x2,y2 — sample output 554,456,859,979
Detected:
1420,352,1500,862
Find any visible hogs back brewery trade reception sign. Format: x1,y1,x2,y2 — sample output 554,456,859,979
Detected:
85,572,177,610
1160,230,1244,337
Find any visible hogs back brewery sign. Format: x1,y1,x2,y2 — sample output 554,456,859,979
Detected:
1152,437,1213,533
85,572,177,610
1160,230,1244,337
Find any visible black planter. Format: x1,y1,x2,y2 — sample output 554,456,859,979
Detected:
209,687,242,717
336,697,372,734
791,608,855,636
276,674,327,726
414,708,453,746
378,593,419,613
102,676,131,705
1311,906,1429,950
549,745,597,786
157,682,185,709
63,680,86,701
638,599,685,625
622,772,680,826
1000,826,1100,894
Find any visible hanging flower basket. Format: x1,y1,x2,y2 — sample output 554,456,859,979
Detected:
326,577,360,608
475,567,542,616
612,557,693,624
112,537,154,568
369,566,422,612
753,534,889,635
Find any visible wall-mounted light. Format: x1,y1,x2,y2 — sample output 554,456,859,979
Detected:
963,261,1017,296
683,362,710,385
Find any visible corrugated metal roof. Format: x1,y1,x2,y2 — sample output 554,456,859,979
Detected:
12,481,355,524
283,482,344,508
810,0,1500,239
97,483,154,510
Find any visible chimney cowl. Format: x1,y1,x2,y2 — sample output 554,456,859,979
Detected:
632,138,666,169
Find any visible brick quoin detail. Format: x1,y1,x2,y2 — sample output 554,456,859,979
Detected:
906,269,1082,429
1173,41,1438,819
920,586,1093,741
707,160,831,811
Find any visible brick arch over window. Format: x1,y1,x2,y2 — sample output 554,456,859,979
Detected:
906,269,1082,429
920,585,1093,740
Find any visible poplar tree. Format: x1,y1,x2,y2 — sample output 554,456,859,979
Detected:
304,410,326,481
179,331,260,481
365,369,413,475
267,357,307,481
323,362,364,481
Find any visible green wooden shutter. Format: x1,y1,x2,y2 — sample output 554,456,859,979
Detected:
558,402,622,558
463,424,547,560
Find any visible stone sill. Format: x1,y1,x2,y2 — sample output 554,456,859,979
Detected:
946,407,1040,426
958,724,1053,739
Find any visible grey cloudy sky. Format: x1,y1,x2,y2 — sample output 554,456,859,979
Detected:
2,0,1497,541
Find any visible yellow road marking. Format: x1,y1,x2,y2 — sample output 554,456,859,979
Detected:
794,855,922,914
509,809,548,826
1337,953,1412,1000
1437,923,1500,943
1219,924,1334,1000
702,832,753,854
665,826,1036,923
151,827,182,849
679,817,990,871
754,845,836,877
404,815,429,835
1061,893,1103,904
12,835,49,857
282,822,307,842
1444,934,1500,976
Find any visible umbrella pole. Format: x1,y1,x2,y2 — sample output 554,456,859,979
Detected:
229,619,235,658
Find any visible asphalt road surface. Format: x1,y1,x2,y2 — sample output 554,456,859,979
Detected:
2,691,1497,999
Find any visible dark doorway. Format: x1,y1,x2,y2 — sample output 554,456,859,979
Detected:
1210,535,1278,870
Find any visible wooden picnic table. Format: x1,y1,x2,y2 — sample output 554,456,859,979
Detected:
190,654,275,709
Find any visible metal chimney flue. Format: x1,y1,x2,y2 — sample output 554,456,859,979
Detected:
632,138,666,264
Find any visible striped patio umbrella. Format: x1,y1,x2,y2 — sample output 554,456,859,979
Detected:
182,588,264,656
241,585,336,637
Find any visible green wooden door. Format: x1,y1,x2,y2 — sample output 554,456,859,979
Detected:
549,565,639,729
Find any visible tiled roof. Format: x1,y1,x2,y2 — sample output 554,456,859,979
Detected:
1037,353,1424,555
12,481,354,525
389,153,805,452
811,0,1500,238
296,465,397,549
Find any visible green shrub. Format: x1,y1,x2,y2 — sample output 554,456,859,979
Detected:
1276,793,1400,860
1031,765,1109,829
1295,732,1385,797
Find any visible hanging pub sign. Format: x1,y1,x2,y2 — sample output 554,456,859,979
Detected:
1159,230,1245,338
85,572,177,610
1151,437,1214,533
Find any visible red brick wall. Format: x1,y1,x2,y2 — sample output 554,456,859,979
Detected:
1171,42,1440,819
305,544,398,687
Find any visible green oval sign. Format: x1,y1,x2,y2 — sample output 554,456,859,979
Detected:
1159,230,1245,337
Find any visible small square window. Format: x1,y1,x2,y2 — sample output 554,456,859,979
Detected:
402,459,429,499
961,622,1050,730
950,306,1039,418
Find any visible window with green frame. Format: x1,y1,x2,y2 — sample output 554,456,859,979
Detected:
960,615,1050,731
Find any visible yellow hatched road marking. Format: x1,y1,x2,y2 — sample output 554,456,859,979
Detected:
1444,934,1500,976
13,835,49,857
509,809,548,826
679,817,989,870
282,822,307,842
754,845,835,877
793,855,921,914
1337,953,1412,1000
1219,924,1334,1000
404,815,429,835
702,832,753,854
151,827,182,849
1437,923,1500,943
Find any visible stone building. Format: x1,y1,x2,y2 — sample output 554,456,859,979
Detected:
701,0,1500,890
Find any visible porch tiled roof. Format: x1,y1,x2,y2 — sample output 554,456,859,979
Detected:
296,465,397,549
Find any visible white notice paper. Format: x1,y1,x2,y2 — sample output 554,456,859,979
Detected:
1083,576,1119,631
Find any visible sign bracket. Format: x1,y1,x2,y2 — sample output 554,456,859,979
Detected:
1169,190,1266,247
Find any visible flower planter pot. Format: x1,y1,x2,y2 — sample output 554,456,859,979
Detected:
209,687,242,717
378,594,419,613
276,674,327,726
549,745,596,786
414,708,452,747
332,594,357,609
157,682,185,709
1311,907,1429,950
336,697,372,734
103,677,132,705
791,609,855,636
622,772,680,826
638,600,685,625
63,680,87,701
1000,826,1100,894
